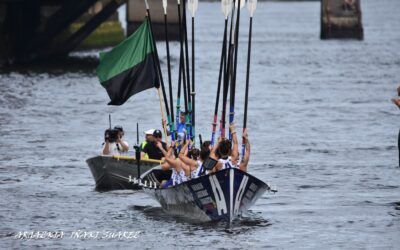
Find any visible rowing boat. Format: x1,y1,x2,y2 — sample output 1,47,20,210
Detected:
86,155,161,191
138,167,273,222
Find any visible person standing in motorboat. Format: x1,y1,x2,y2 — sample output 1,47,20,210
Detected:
163,111,187,149
140,129,155,159
176,111,188,144
102,126,129,156
141,129,167,160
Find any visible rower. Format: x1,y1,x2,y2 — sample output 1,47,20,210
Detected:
157,141,189,188
210,123,240,171
179,140,212,179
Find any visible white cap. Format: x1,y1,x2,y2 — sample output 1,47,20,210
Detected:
144,129,155,135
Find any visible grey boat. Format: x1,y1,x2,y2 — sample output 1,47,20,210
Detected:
86,155,161,191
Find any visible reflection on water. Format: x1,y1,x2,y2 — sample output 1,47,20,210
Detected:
0,56,99,75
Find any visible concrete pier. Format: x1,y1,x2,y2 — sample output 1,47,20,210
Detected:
321,0,363,40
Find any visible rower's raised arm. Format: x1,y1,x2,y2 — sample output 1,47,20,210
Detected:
230,123,239,162
178,145,196,168
210,137,223,172
239,131,250,172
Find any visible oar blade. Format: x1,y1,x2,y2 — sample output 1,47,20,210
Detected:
162,0,168,14
187,0,199,17
235,0,245,10
247,0,257,17
221,0,233,18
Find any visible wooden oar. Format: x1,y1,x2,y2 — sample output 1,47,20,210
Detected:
145,0,170,144
242,0,257,156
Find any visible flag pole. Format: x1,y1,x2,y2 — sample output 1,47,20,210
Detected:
163,0,176,141
145,0,170,143
242,0,257,156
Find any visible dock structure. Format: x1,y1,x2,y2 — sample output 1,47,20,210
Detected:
0,0,127,64
321,0,363,40
0,0,179,65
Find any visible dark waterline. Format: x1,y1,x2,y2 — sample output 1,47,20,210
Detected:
1,0,400,248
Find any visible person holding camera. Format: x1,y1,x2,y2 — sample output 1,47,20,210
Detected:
102,126,129,156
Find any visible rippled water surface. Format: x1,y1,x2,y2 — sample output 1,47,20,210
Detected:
1,0,400,248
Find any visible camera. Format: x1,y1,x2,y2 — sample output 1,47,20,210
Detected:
104,129,119,143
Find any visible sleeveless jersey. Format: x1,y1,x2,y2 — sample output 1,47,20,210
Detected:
219,156,238,170
191,160,208,179
171,168,188,185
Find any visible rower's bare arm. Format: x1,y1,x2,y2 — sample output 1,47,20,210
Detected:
178,153,196,168
230,123,239,160
210,138,223,171
179,161,191,177
240,134,250,172
178,141,196,168
165,157,179,169
161,162,170,171
167,143,175,158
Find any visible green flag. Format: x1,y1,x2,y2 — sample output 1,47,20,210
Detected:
96,18,159,105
